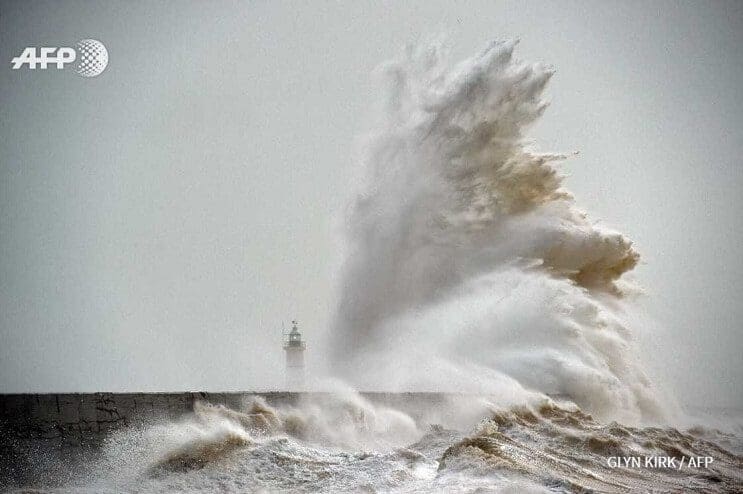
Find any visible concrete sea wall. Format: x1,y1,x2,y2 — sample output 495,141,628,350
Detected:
0,391,451,446
0,391,453,487
2,392,268,447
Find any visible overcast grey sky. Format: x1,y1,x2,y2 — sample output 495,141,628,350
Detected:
1,0,741,407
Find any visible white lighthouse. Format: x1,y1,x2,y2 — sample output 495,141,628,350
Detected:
283,320,306,390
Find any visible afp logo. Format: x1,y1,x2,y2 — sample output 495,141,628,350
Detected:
10,39,108,78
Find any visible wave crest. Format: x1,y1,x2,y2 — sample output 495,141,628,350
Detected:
331,39,669,423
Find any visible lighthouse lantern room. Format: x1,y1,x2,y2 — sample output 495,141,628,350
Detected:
283,320,306,389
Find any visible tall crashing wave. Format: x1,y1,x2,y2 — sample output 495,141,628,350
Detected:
331,40,670,424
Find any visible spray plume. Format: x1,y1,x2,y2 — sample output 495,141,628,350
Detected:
331,40,668,424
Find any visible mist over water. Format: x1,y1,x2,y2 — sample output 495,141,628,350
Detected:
331,40,671,425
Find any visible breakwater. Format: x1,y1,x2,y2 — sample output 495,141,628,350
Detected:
0,391,452,487
0,391,450,446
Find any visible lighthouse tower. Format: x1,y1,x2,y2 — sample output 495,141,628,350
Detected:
283,320,306,390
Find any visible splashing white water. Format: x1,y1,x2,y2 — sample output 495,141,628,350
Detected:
330,39,672,424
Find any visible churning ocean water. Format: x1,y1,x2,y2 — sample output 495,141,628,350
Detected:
7,394,742,493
